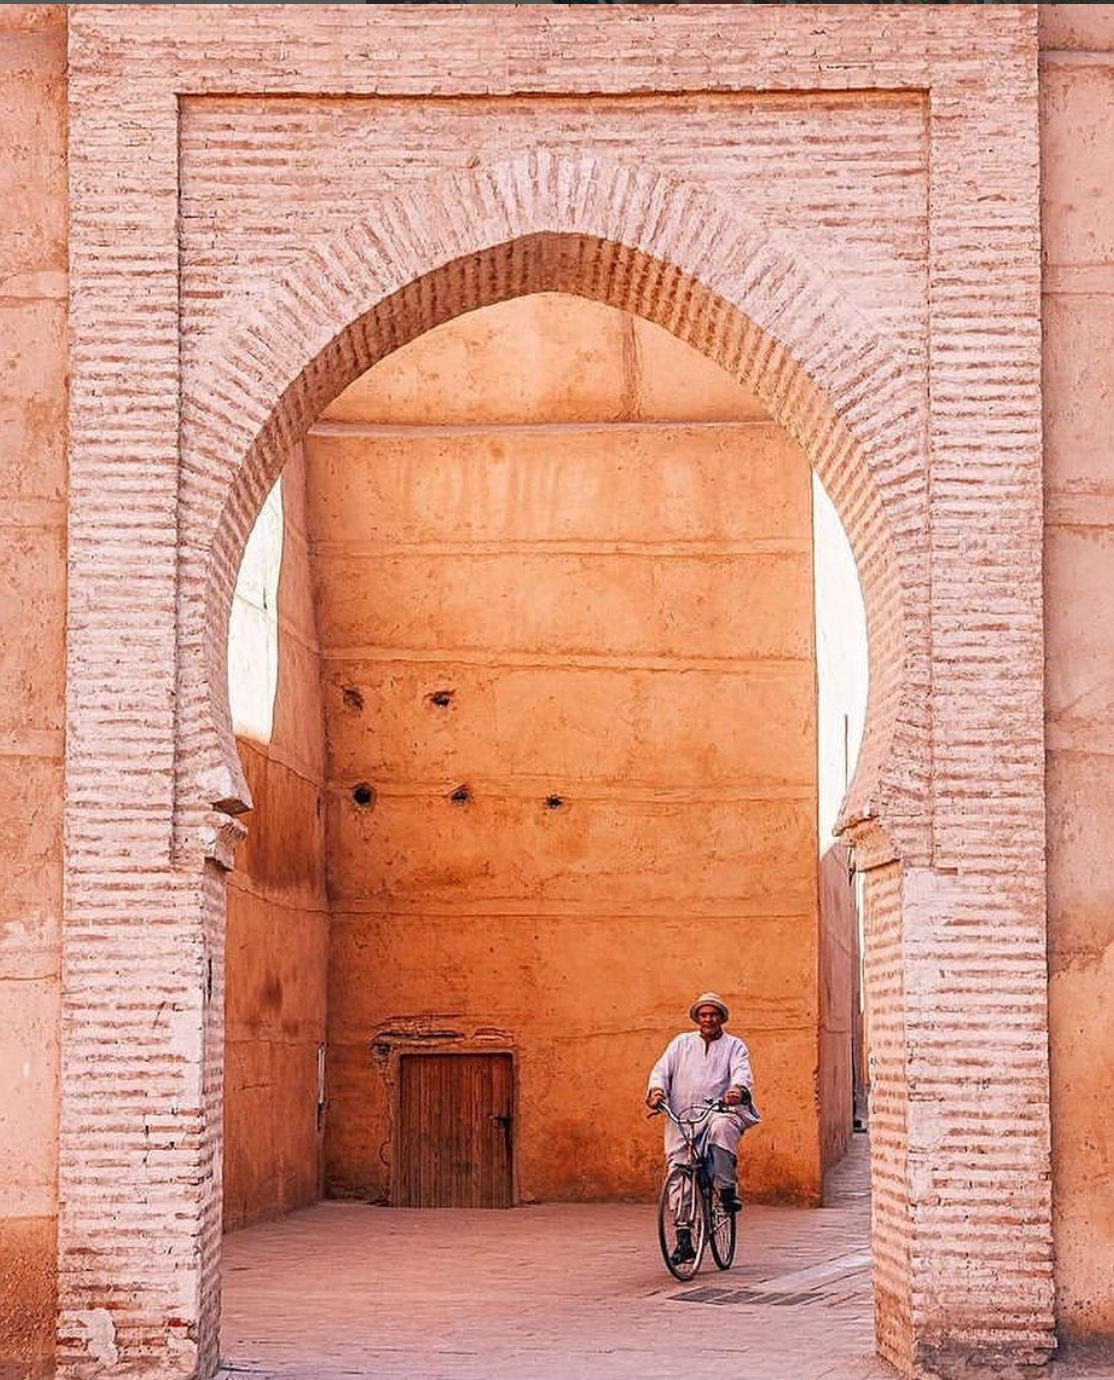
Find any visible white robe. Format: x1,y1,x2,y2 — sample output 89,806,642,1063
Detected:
647,1030,754,1164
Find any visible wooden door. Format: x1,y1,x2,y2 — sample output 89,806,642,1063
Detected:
394,1052,514,1208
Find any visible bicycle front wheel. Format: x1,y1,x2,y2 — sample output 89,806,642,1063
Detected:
708,1182,737,1269
657,1166,708,1281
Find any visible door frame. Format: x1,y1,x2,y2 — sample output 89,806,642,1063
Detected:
380,1036,519,1209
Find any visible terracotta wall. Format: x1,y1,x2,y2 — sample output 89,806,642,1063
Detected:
224,444,331,1232
1040,3,1114,1340
310,294,822,1206
0,6,66,1374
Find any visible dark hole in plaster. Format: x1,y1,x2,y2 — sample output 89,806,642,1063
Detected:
343,686,365,711
545,794,565,811
352,783,377,808
450,784,472,806
206,957,213,1001
428,689,455,708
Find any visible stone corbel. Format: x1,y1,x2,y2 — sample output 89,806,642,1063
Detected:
200,808,249,871
841,813,899,873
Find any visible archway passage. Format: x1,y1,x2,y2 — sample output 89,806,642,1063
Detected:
60,147,1052,1380
179,202,933,1367
183,199,927,1372
219,284,873,1375
222,291,853,1229
184,207,1044,1380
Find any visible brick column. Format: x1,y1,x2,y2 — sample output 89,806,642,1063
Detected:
60,69,219,1377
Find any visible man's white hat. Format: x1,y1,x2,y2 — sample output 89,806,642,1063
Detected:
689,992,729,1022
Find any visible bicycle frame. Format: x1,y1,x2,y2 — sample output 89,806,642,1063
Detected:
651,1099,738,1279
662,1099,719,1169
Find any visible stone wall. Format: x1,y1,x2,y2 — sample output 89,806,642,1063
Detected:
818,843,857,1178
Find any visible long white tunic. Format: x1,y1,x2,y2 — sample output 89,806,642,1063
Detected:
647,1030,754,1161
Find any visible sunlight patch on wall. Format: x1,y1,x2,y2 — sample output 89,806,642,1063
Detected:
228,477,284,743
813,472,868,850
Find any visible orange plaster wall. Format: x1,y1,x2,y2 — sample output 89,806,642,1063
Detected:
311,295,822,1206
1039,3,1114,1339
224,444,331,1232
0,6,66,1372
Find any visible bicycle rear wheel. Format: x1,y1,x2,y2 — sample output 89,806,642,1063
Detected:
708,1182,737,1269
657,1166,708,1281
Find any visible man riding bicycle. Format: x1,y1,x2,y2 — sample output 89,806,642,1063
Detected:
645,992,755,1266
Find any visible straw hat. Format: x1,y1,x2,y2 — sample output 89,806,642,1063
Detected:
689,992,729,1022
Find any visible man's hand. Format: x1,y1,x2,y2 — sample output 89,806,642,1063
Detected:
724,1087,744,1106
646,1088,666,1111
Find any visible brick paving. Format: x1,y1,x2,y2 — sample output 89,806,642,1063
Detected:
220,1135,894,1380
220,1133,1114,1380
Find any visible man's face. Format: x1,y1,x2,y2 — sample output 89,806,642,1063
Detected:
695,1005,724,1039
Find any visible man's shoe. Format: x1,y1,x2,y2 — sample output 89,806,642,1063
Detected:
720,1188,744,1213
670,1229,696,1265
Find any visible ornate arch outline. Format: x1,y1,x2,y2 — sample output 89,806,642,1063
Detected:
178,151,930,868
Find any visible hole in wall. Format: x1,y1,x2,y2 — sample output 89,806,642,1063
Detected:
342,686,365,711
352,783,377,808
449,784,472,806
428,689,455,708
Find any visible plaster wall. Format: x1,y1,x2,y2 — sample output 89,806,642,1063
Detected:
309,294,822,1206
0,6,66,1374
224,445,330,1233
819,843,856,1178
1039,2,1114,1340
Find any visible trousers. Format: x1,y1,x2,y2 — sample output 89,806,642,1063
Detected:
665,1109,743,1189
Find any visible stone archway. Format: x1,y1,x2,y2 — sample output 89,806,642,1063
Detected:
61,9,1050,1379
178,162,930,1377
171,152,969,1375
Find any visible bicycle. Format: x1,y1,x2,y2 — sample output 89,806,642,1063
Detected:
650,1098,740,1280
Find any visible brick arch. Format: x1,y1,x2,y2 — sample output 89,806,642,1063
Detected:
179,152,929,871
58,16,1054,1376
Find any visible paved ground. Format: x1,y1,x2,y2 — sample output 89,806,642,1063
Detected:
221,1136,891,1380
219,1135,1114,1380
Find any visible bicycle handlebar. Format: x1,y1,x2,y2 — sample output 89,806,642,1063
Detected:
647,1089,753,1119
647,1097,733,1127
